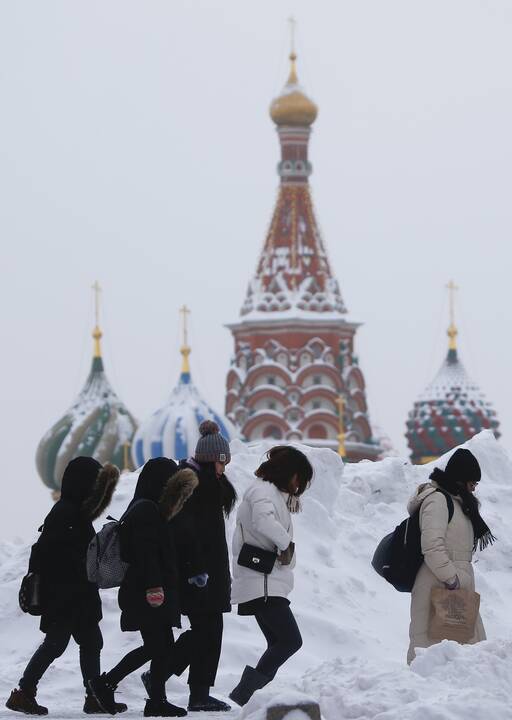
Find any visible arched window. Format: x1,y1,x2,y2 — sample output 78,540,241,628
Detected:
308,424,328,439
263,425,283,440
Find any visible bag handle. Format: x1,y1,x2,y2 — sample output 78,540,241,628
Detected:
239,522,277,553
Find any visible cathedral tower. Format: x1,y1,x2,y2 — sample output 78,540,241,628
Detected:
406,282,500,464
225,44,381,461
36,283,137,498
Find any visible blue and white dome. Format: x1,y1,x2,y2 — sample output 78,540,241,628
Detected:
132,347,237,467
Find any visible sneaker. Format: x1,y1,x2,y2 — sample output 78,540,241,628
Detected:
83,694,128,714
141,671,151,698
87,675,118,715
143,699,187,717
187,696,231,712
5,688,48,716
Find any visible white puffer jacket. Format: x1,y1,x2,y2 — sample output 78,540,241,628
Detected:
231,479,295,605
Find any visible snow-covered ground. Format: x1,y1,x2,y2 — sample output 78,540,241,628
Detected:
1,430,511,719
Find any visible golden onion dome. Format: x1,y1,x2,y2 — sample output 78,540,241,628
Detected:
270,52,318,127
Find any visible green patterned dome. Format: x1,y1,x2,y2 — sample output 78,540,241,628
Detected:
36,325,137,496
405,329,499,464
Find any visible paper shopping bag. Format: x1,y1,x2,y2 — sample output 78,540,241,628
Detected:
429,587,480,643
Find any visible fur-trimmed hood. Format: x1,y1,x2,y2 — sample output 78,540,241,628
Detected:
160,468,198,519
82,463,120,520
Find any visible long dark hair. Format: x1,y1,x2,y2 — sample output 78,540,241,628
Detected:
219,474,237,517
255,445,313,497
430,448,495,551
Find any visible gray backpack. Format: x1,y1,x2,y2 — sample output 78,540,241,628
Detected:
86,499,146,589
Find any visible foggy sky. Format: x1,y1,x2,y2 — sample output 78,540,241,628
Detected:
1,0,511,541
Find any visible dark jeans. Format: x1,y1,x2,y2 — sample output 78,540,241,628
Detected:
106,626,175,700
171,612,223,689
254,601,302,680
19,620,103,694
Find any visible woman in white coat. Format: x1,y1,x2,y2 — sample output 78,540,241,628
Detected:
229,446,313,707
407,448,494,664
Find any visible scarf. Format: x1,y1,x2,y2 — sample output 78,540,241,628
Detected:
430,467,496,551
287,494,302,514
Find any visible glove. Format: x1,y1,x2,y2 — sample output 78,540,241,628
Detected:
444,575,460,591
188,573,209,588
146,587,165,607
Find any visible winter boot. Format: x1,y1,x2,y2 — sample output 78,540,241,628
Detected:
87,674,119,715
83,694,128,714
229,666,270,707
187,685,230,712
143,699,187,717
5,688,48,716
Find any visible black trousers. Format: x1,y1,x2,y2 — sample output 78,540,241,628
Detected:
171,612,223,689
254,601,302,680
19,620,103,694
106,626,175,701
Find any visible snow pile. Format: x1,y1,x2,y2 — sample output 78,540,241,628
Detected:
1,430,512,719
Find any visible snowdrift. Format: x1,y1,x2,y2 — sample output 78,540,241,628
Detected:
1,430,512,719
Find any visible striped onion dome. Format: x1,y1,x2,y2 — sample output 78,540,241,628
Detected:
406,324,499,464
132,343,237,468
36,323,137,497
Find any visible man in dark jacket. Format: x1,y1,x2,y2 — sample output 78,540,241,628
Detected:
89,458,198,719
148,420,237,713
6,457,120,716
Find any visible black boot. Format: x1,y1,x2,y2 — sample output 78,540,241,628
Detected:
187,685,230,712
229,666,269,707
83,694,128,714
5,688,48,716
87,674,119,715
143,699,187,717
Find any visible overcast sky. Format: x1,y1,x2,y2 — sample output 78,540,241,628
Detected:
1,0,511,541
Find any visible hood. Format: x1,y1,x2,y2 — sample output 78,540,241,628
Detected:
82,463,120,519
407,482,439,516
160,468,199,519
60,457,103,504
134,457,179,504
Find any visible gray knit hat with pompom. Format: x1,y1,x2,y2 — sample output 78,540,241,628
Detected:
194,420,231,464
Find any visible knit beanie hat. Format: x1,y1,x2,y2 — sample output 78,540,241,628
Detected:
194,420,231,464
444,448,481,485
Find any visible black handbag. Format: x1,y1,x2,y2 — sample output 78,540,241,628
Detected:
237,542,278,575
237,523,278,575
19,572,42,616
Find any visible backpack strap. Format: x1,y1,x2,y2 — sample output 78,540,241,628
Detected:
120,498,157,523
435,488,455,523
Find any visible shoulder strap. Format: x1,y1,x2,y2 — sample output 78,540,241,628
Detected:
435,488,455,523
120,498,155,523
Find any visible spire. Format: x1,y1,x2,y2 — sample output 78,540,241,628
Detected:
446,280,458,358
179,305,191,383
91,281,104,371
287,16,298,84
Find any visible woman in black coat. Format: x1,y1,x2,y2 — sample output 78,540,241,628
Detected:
162,421,236,713
89,458,198,719
6,457,120,716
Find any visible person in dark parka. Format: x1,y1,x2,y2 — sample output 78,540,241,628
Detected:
143,421,237,714
89,458,198,719
6,457,120,716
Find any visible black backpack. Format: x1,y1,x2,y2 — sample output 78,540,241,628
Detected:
371,489,455,592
